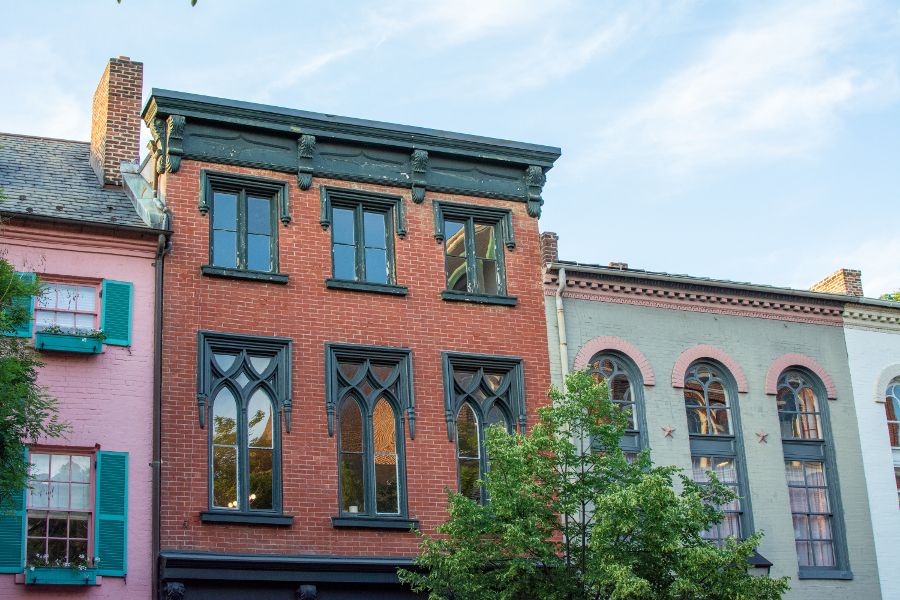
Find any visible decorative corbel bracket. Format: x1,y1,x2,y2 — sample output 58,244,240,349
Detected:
525,165,546,218
165,115,186,173
444,407,455,442
410,149,428,203
407,406,416,440
197,393,208,429
284,396,293,433
296,585,318,600
297,135,316,190
149,118,167,176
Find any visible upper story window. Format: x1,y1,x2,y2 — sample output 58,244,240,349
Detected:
777,369,850,579
885,378,900,449
198,331,292,523
589,353,645,459
35,283,97,332
443,352,525,503
326,344,415,527
433,201,516,306
683,362,751,546
199,171,290,282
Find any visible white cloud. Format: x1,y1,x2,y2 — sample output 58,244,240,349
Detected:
592,0,899,172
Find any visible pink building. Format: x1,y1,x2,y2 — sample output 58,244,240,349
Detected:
0,58,165,599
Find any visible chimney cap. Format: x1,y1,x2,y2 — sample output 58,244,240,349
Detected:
608,262,628,270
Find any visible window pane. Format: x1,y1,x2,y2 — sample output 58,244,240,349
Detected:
707,382,727,407
47,539,66,563
486,404,510,431
55,312,75,329
70,456,90,483
789,487,808,512
34,310,55,330
212,445,238,509
340,400,363,453
446,255,468,291
473,223,496,258
777,388,797,412
28,482,49,508
75,313,94,329
808,488,829,513
214,353,236,372
476,258,499,294
69,539,87,562
249,355,273,375
69,514,88,539
340,453,365,513
76,286,96,312
30,453,50,481
459,458,481,502
27,538,45,561
444,220,466,255
212,230,238,268
809,515,832,540
333,208,355,245
373,401,396,455
212,191,237,230
56,285,77,311
247,196,272,235
709,408,730,435
70,483,89,509
792,514,809,539
248,389,274,448
797,387,819,413
785,460,804,485
373,399,399,514
27,513,47,537
48,513,66,537
50,455,70,481
213,388,238,445
37,287,55,309
247,234,272,272
248,448,273,511
363,211,387,248
364,248,388,284
334,244,356,280
457,404,480,459
811,541,835,567
686,406,706,434
805,461,826,487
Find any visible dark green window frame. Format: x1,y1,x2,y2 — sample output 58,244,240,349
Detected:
199,171,290,283
320,187,407,296
433,201,516,306
588,352,648,457
443,352,525,503
197,331,293,526
777,369,852,580
325,343,417,529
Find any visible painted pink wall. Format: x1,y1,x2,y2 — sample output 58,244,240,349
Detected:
0,224,156,600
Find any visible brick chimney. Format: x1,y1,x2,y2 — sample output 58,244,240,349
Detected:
540,232,559,265
810,268,863,296
90,56,143,187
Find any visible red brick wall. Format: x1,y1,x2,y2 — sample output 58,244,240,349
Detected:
810,268,864,296
159,160,551,556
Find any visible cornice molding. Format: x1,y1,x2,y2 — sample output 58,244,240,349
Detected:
843,306,900,333
545,272,844,326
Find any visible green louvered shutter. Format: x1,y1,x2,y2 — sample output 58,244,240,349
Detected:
94,451,128,576
2,272,35,338
0,448,27,573
101,280,133,346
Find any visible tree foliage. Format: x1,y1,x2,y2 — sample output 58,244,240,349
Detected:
0,257,67,510
400,370,790,600
879,290,900,302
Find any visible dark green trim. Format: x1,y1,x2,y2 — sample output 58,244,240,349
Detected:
330,516,419,530
587,352,649,454
200,511,294,526
798,567,853,580
200,265,289,284
199,170,292,225
325,279,408,296
432,201,515,249
441,291,517,306
319,186,406,238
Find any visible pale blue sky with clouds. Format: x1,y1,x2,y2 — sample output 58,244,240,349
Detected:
2,0,898,295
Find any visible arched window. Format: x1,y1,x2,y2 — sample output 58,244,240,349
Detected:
589,353,646,459
683,362,751,546
778,369,849,577
444,353,523,503
885,378,900,450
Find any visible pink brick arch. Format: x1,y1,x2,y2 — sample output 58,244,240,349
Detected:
671,345,749,393
572,336,655,386
765,353,838,400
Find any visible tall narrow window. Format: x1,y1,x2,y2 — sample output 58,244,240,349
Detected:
683,362,751,546
885,378,900,450
326,344,414,524
198,332,291,520
26,452,92,564
444,353,524,503
778,369,849,578
589,353,645,459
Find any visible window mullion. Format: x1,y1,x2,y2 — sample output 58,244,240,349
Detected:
355,204,365,281
237,189,248,270
465,218,477,293
365,402,376,516
239,384,250,512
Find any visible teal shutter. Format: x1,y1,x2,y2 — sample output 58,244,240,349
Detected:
94,451,128,576
101,280,133,346
0,448,27,573
2,272,35,338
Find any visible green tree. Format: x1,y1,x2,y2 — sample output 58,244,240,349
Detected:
879,290,900,302
400,370,790,600
0,256,67,509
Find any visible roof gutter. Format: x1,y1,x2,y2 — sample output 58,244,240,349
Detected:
556,267,569,379
0,210,170,236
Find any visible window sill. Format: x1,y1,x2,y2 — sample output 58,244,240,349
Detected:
797,567,853,580
200,511,294,526
326,279,408,296
441,290,517,306
331,515,419,530
200,265,289,284
18,568,100,586
35,332,104,354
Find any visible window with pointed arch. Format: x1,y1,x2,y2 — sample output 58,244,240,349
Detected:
326,344,414,523
683,361,752,546
885,378,900,450
589,353,646,459
198,332,292,518
777,369,851,578
443,353,525,503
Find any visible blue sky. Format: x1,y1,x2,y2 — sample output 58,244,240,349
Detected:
3,0,898,296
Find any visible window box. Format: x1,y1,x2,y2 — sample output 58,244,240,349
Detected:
35,332,103,354
24,567,98,586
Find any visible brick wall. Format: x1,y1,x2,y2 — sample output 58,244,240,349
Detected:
811,268,864,296
158,161,551,557
89,57,143,187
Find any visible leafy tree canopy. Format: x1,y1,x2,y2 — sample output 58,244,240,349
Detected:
400,370,790,600
879,290,900,302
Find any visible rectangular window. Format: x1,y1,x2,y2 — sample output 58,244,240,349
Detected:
692,455,743,544
26,452,93,564
201,172,289,277
34,283,98,332
332,204,393,285
786,459,835,568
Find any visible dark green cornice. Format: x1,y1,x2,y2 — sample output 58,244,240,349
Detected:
143,89,561,216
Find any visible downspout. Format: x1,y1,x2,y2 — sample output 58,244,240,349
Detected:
555,266,569,378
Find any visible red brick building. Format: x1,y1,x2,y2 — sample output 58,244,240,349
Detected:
141,89,560,598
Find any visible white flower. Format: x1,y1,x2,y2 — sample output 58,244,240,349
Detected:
29,566,34,571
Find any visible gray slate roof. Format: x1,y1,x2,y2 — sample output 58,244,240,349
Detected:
0,132,150,229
